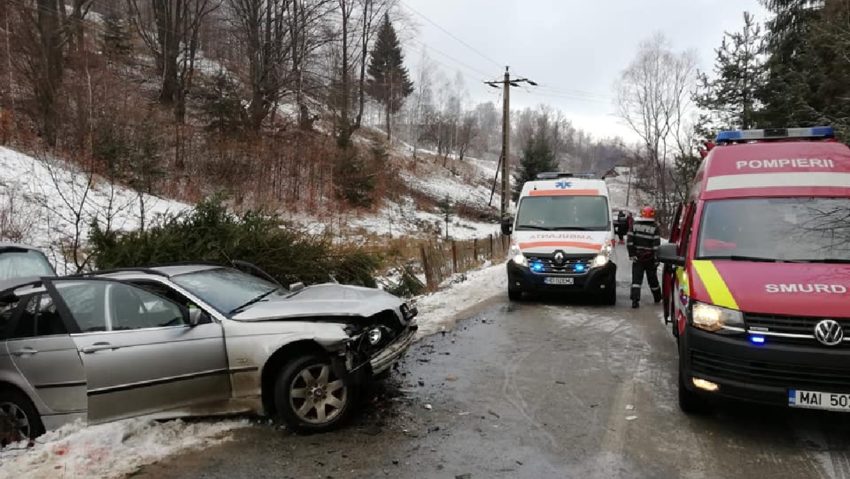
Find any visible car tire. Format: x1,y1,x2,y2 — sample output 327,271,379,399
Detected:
678,367,711,415
508,287,523,301
601,279,617,306
274,354,357,433
0,388,45,446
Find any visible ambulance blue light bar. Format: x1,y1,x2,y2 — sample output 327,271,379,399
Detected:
536,172,598,180
716,126,834,144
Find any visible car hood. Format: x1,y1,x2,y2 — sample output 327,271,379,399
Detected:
692,261,850,318
513,230,609,255
231,283,403,321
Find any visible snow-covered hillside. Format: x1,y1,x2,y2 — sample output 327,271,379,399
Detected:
606,168,640,213
0,145,503,271
0,147,188,273
280,146,503,241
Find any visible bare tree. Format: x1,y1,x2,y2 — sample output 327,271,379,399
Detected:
456,112,476,161
228,0,293,130
329,0,390,146
7,0,94,146
0,188,33,242
331,0,355,146
615,33,696,222
128,0,220,122
404,48,433,159
37,154,96,273
285,0,336,129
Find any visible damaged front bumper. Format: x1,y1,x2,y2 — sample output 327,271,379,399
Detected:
344,323,418,377
369,324,417,374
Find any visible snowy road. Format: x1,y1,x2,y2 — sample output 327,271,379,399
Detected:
125,246,850,479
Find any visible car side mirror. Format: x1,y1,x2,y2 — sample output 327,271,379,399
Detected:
658,243,685,267
188,307,203,327
289,282,305,292
501,217,513,236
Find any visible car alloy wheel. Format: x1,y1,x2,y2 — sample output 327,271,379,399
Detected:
288,362,348,425
0,401,32,446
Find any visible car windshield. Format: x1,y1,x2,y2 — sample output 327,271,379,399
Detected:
697,198,850,262
171,267,285,314
0,250,55,281
515,195,610,231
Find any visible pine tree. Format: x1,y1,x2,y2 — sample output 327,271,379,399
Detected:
366,14,414,142
695,12,765,130
758,0,825,127
513,132,557,201
200,71,246,136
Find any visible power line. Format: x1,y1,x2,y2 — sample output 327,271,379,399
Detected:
398,0,505,70
522,89,611,105
406,36,491,80
394,2,614,108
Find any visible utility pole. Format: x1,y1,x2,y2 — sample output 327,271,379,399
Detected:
486,67,537,220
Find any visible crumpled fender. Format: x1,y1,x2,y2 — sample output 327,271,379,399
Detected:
223,318,357,400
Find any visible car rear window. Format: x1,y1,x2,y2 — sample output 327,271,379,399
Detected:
0,250,55,280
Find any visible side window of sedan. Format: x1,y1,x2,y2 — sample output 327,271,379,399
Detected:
54,280,186,332
107,283,186,330
55,281,108,333
10,294,66,339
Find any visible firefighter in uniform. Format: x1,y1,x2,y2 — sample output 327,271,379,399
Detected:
627,206,662,309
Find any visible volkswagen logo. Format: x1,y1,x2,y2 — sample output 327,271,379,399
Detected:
814,319,844,346
553,251,566,265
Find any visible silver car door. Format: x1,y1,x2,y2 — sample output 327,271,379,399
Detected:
51,279,229,423
4,290,87,417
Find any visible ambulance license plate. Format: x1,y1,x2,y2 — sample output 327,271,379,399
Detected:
544,277,574,285
788,389,850,411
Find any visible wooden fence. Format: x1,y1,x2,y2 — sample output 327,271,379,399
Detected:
419,234,510,292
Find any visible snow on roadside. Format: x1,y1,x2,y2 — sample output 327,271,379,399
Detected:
0,417,250,479
413,261,506,339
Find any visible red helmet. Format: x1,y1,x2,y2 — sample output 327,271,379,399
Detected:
640,206,656,219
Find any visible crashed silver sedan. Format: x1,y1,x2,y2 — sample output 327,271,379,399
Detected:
0,264,416,442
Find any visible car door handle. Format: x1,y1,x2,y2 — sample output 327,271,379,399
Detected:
81,342,119,354
11,346,38,356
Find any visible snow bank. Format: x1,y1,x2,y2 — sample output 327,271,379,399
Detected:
413,262,506,338
0,417,249,479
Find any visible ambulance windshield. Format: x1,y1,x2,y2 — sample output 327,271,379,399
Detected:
697,198,850,263
515,195,610,231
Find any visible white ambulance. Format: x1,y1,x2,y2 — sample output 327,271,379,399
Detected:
501,173,618,303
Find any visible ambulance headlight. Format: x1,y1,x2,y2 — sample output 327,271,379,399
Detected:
592,246,611,268
691,302,744,332
509,245,527,267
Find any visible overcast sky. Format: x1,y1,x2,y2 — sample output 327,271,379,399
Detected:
400,0,769,143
